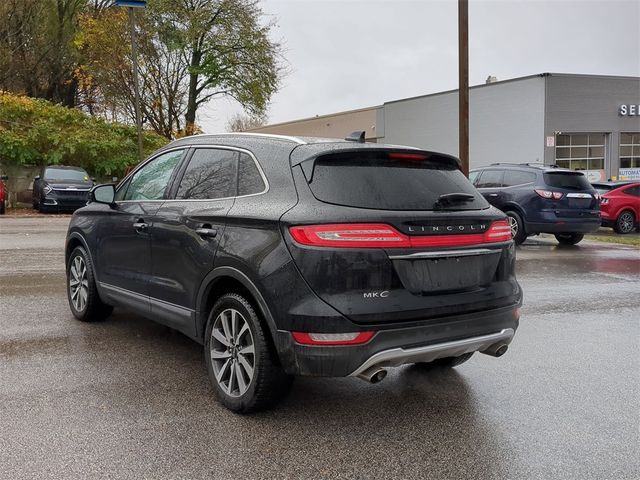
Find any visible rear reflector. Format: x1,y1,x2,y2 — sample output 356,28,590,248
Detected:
292,331,375,346
289,220,512,248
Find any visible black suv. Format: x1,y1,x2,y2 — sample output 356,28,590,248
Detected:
33,166,94,212
65,133,522,412
469,163,600,245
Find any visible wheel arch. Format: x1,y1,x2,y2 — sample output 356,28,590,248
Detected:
65,232,93,266
196,267,278,345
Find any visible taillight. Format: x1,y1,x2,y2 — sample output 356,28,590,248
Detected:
484,220,513,242
535,189,563,200
292,331,375,346
289,224,410,248
289,221,513,248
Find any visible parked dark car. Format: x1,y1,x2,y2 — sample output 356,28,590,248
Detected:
65,133,522,412
0,174,8,214
592,181,640,233
33,166,94,212
469,163,601,245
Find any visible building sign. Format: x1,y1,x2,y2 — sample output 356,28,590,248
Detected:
619,104,639,116
619,168,640,180
546,136,555,147
580,169,606,182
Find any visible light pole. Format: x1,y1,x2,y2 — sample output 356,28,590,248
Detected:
458,0,469,177
115,1,146,162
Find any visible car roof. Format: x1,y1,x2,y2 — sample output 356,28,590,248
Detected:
45,165,87,171
591,181,634,187
165,133,457,168
471,163,576,174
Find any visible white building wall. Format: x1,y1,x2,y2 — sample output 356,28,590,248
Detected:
381,76,546,169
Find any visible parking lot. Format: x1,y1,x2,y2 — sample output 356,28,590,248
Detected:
0,216,638,480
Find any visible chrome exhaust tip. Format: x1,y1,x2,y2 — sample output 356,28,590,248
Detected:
356,366,387,384
482,343,509,357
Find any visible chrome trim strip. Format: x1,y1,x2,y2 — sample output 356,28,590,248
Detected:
115,145,270,204
190,132,307,145
388,248,497,260
52,188,91,192
99,282,194,313
566,192,592,198
349,328,515,377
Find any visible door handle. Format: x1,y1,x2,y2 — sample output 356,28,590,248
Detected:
133,221,148,233
488,193,499,197
195,227,218,239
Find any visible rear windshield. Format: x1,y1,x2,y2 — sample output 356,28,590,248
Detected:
543,172,592,191
305,151,488,211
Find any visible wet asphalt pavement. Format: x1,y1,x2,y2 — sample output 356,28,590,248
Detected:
0,217,638,480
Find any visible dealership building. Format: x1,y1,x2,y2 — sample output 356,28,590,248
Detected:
251,73,640,181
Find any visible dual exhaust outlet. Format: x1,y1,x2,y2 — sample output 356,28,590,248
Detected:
355,342,509,384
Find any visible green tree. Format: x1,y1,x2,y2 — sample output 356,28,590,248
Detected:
0,92,167,176
151,0,283,135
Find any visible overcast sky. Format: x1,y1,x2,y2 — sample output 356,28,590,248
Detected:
198,0,640,133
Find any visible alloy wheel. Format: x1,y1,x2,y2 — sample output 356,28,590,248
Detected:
210,308,255,397
618,212,634,233
508,215,518,238
69,256,89,312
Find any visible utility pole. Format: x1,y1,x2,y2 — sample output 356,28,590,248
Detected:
458,0,469,177
128,8,144,162
116,1,147,162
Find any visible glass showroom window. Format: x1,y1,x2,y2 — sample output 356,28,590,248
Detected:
555,133,605,170
620,133,640,168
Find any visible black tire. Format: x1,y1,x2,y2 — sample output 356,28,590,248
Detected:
506,210,527,245
66,246,113,322
614,210,636,234
204,293,292,413
0,200,5,214
554,233,584,245
415,352,474,369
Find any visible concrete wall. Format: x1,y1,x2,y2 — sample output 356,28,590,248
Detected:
250,106,381,141
381,75,546,169
543,74,640,178
0,163,39,206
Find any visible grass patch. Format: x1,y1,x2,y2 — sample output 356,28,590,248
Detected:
586,234,640,246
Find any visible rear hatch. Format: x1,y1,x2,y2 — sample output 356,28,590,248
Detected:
541,171,600,217
281,148,521,325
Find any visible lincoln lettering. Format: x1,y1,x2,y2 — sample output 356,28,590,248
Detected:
408,224,486,233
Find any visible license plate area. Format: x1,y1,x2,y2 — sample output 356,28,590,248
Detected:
390,249,502,294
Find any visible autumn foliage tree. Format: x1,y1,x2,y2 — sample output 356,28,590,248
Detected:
0,1,283,139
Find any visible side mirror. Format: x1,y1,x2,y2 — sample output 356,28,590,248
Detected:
34,175,40,181
90,184,116,206
0,174,7,181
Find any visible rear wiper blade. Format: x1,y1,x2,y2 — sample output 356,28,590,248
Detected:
434,193,476,208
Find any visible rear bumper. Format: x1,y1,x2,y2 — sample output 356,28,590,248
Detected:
526,215,601,234
350,328,514,377
274,303,520,377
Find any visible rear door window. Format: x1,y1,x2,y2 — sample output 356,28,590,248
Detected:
503,170,536,187
543,172,592,190
304,151,488,211
176,148,237,200
475,169,504,188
